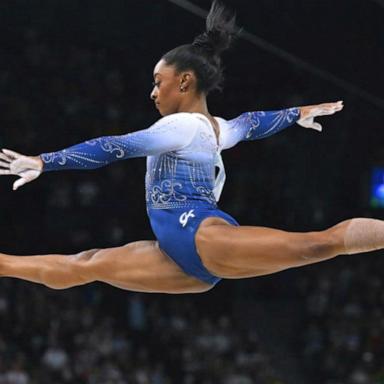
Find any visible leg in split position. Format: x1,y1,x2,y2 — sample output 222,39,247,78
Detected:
0,240,213,294
1,218,384,292
195,217,384,279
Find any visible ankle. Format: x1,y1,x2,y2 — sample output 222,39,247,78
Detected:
344,218,384,255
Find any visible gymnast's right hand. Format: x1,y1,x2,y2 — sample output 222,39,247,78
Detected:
0,149,43,190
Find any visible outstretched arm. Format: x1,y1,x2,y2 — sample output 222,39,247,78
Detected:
230,107,300,141
0,113,197,190
222,101,343,149
40,113,196,171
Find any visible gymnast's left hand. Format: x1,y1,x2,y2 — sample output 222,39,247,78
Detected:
297,100,344,132
0,149,43,190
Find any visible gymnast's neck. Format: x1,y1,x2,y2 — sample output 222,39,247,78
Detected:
177,92,211,118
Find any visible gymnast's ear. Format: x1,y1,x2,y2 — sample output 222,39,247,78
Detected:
179,71,196,92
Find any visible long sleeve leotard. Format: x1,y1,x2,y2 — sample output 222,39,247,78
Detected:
41,108,300,209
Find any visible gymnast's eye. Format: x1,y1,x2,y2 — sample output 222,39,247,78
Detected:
152,81,161,88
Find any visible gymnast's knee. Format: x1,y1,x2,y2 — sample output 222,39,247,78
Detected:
73,248,101,262
66,249,101,284
298,231,339,261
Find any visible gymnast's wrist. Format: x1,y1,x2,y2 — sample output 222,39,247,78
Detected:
33,155,44,172
298,106,303,119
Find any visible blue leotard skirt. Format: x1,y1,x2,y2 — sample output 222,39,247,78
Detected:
147,206,240,285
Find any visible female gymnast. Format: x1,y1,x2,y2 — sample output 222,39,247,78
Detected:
0,1,383,294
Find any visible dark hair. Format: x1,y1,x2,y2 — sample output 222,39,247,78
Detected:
162,1,238,94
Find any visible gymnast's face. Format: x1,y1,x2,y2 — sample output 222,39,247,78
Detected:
150,59,194,116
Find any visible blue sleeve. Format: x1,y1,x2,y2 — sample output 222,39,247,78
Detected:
40,113,197,172
222,107,300,149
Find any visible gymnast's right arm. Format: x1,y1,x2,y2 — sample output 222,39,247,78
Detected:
0,113,197,190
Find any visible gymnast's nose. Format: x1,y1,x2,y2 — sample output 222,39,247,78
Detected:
150,87,157,101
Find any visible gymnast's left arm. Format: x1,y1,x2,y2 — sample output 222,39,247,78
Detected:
223,100,343,148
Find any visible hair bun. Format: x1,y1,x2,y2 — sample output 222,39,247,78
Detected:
192,1,237,57
162,1,238,94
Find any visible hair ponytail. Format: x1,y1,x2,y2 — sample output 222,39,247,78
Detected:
192,1,237,58
162,1,238,94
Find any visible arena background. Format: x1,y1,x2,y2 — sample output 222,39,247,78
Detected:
0,1,384,383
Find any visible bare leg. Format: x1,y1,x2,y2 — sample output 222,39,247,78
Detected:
195,217,384,279
3,217,381,290
0,240,212,294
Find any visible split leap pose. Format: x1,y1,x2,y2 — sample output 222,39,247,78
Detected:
0,2,382,294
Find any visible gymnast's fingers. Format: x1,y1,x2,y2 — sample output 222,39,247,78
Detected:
0,169,12,175
2,148,22,160
320,101,344,111
311,102,344,116
0,160,11,169
0,153,12,163
315,107,342,116
13,177,29,191
310,122,322,132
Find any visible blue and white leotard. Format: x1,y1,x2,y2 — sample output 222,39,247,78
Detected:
41,108,300,285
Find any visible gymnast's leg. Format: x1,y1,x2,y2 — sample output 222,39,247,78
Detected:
0,240,212,294
195,217,384,279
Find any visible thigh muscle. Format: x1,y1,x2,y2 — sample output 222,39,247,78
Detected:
195,223,339,278
89,240,212,294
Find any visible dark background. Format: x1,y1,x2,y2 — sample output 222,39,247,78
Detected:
0,1,383,383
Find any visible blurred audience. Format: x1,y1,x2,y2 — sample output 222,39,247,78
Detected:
300,256,384,384
0,8,383,384
0,283,284,383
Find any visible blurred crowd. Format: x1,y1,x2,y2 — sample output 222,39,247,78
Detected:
301,255,384,384
1,4,384,384
0,281,284,384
